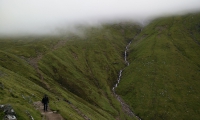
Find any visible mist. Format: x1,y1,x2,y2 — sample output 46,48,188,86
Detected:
1,0,200,36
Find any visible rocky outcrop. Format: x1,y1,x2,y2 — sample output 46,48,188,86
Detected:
0,104,17,120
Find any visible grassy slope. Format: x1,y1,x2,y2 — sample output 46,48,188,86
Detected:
116,13,200,119
0,24,140,119
1,13,199,120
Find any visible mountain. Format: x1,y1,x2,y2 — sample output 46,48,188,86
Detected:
116,13,200,119
0,24,140,120
0,13,200,120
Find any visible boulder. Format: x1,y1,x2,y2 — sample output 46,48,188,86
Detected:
0,104,17,120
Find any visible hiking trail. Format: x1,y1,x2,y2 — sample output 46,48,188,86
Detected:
28,40,67,89
33,101,64,120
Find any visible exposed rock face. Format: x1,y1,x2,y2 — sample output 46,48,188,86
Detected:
0,104,17,120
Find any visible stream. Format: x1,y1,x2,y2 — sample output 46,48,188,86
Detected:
112,41,141,120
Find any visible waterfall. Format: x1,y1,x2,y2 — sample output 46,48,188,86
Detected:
112,40,141,120
112,40,132,93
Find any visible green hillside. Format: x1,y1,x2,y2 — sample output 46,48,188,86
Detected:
0,24,140,119
116,13,200,119
0,13,200,120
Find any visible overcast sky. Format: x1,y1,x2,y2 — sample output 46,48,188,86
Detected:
0,0,200,36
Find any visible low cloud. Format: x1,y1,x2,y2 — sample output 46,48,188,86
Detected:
0,0,200,36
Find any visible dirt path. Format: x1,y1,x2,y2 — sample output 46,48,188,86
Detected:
28,40,68,89
33,101,64,120
28,53,51,89
28,40,68,119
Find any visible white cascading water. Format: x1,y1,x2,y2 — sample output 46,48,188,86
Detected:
112,41,141,120
112,40,131,92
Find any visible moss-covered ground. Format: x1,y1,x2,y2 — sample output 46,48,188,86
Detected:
116,13,200,120
0,13,200,120
0,23,140,120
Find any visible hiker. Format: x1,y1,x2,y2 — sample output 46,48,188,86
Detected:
42,95,49,112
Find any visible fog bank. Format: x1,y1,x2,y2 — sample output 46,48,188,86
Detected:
1,0,200,36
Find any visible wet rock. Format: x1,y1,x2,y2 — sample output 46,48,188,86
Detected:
0,104,17,120
4,115,17,120
0,105,5,109
25,110,34,120
3,105,15,115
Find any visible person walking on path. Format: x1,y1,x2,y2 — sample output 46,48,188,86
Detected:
42,94,49,112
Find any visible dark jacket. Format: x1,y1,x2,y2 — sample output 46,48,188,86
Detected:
42,96,49,104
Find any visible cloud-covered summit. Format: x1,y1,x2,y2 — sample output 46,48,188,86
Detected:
1,0,200,36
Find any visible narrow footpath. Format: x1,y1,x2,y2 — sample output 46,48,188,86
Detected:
28,40,67,90
33,101,64,120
